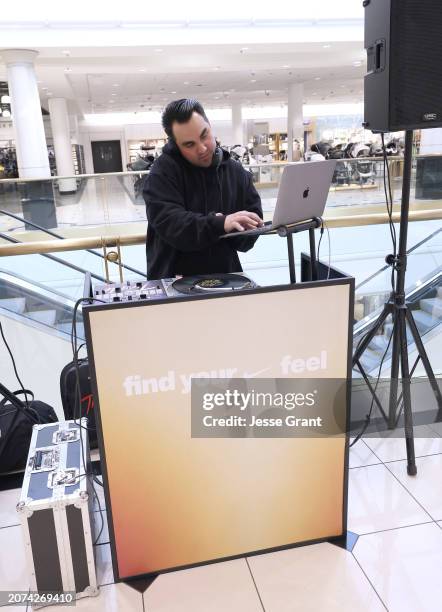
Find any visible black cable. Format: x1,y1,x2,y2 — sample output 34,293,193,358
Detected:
316,220,332,280
324,220,332,280
70,296,106,548
0,319,31,411
381,133,397,292
317,225,324,261
92,482,105,546
349,326,394,447
352,136,398,371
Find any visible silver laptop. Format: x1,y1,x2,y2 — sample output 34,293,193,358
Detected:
224,160,336,237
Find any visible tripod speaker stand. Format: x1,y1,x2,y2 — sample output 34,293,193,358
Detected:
353,131,442,475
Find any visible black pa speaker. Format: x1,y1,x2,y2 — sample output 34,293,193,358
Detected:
364,0,442,133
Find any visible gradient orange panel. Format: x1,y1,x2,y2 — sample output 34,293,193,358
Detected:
87,284,350,578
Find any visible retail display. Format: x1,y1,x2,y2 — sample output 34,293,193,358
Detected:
72,144,86,175
0,146,17,178
128,138,166,163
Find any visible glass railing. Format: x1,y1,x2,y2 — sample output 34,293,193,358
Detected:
0,170,149,233
245,154,442,213
0,154,441,236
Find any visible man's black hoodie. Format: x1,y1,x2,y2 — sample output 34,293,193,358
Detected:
143,142,263,279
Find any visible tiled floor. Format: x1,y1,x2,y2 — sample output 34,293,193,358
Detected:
1,433,442,611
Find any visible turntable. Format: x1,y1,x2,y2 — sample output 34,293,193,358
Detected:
168,273,257,296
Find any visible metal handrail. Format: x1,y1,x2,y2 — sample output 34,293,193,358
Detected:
0,208,441,257
0,231,107,282
0,209,147,278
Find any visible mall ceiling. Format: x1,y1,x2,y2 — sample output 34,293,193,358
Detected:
0,20,366,116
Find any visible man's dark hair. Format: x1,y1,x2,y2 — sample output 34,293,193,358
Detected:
162,98,209,139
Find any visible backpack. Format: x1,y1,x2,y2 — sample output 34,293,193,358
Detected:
0,385,58,473
60,358,98,448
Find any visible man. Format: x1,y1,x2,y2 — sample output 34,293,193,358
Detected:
143,98,263,279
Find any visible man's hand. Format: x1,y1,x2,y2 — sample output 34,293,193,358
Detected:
223,211,264,233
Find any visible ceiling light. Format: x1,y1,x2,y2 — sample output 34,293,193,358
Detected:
170,91,176,94
111,93,117,96
314,77,321,80
323,44,331,49
112,83,120,87
250,79,257,83
281,65,290,69
183,81,189,85
353,61,362,66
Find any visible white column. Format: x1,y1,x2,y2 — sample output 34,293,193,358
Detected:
48,97,77,193
0,49,50,179
231,102,244,146
287,83,304,162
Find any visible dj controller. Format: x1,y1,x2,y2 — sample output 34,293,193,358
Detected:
94,280,169,303
93,274,257,304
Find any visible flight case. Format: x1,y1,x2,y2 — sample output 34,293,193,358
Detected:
16,419,98,606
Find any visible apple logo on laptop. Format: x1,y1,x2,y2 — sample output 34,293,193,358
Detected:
303,187,310,198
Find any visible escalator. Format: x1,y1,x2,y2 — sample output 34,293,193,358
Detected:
0,269,85,340
353,226,442,375
354,272,442,374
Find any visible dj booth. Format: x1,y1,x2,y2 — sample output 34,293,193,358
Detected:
83,255,353,582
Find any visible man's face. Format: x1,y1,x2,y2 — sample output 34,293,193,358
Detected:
171,111,216,168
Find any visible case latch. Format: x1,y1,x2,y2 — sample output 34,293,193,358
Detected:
29,448,59,472
48,468,79,488
52,429,80,445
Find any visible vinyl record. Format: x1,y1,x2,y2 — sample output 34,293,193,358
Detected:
172,273,255,295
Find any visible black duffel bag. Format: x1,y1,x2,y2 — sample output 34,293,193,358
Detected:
0,384,58,473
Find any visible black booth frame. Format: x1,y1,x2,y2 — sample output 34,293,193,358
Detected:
83,269,354,584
